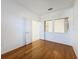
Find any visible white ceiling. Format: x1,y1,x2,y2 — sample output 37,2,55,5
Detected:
16,0,75,16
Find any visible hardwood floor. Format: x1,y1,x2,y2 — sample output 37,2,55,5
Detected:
1,40,77,59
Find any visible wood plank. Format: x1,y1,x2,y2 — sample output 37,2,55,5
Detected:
1,40,77,59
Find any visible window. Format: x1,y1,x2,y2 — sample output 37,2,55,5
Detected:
44,17,69,33
54,19,64,33
45,21,53,32
54,18,69,33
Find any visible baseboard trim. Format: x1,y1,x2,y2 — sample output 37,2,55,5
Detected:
1,40,40,57
40,39,77,58
1,39,77,58
2,39,77,58
1,42,32,57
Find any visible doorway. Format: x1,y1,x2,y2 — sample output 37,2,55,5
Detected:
32,20,41,42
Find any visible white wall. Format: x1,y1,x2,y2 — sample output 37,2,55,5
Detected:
41,1,78,56
40,22,44,39
25,19,32,44
1,0,39,54
72,0,78,56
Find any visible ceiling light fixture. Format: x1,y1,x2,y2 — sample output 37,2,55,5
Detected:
48,8,53,11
